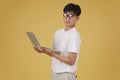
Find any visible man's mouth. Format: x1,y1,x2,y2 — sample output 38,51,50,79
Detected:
66,22,70,24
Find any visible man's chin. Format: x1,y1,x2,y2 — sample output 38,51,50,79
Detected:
65,24,71,27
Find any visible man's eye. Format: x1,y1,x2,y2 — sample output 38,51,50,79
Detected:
64,13,67,16
69,15,74,17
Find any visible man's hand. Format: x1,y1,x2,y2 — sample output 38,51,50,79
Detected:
33,45,45,53
44,48,53,56
33,45,53,56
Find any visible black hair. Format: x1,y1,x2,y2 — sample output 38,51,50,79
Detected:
63,3,81,16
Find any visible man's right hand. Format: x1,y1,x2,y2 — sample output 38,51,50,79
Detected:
33,45,53,57
33,45,45,53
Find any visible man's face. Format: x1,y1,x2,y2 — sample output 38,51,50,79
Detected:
63,11,79,27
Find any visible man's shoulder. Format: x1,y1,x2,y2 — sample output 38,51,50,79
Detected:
71,28,80,35
55,28,64,33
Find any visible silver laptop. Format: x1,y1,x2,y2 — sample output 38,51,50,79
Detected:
26,32,60,53
26,32,41,47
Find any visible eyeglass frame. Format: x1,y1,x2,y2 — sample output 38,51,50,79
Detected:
63,13,77,19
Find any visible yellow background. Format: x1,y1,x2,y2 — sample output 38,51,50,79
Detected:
0,0,120,80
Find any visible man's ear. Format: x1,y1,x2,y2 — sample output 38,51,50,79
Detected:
77,16,80,20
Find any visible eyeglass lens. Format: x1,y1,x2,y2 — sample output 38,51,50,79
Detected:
63,13,75,18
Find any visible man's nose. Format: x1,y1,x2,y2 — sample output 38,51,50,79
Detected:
66,16,70,20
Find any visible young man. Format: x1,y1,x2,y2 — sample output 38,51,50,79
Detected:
34,3,81,80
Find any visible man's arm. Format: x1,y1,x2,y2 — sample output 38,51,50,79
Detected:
44,48,77,66
53,52,77,66
33,45,77,66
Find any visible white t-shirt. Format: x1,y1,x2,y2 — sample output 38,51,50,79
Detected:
52,27,81,73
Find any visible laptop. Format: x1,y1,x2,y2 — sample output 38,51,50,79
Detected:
26,32,41,47
26,32,60,53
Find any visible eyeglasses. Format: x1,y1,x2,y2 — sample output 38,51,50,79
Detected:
63,13,76,19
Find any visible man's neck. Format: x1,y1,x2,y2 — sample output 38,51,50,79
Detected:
65,26,75,31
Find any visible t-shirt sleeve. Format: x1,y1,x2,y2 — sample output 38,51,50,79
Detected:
68,34,81,54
